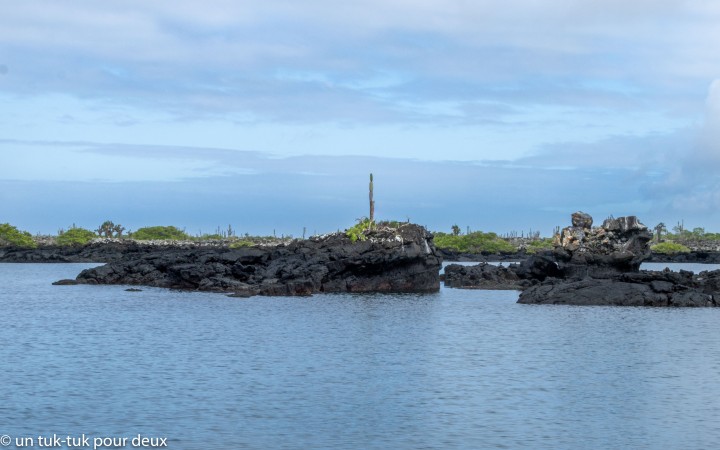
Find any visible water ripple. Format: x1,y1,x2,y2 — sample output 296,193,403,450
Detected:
1,264,720,449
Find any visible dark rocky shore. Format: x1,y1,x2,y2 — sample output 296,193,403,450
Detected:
0,241,133,263
439,248,720,264
4,215,719,304
645,251,720,264
437,249,528,262
445,212,720,307
50,223,442,297
3,234,718,265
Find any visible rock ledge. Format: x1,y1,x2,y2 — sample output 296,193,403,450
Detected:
444,212,720,307
67,223,442,297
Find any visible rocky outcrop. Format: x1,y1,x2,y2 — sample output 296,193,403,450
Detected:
516,213,720,306
6,233,720,265
646,251,720,264
437,248,527,262
441,212,720,307
552,212,653,278
438,246,720,264
518,269,718,307
443,253,563,290
444,263,530,290
0,241,155,263
65,223,442,297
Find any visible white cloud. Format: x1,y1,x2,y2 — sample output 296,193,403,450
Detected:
668,80,720,207
1,0,719,213
3,1,719,87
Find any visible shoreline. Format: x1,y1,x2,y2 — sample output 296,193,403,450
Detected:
437,248,720,264
34,223,443,298
3,242,720,265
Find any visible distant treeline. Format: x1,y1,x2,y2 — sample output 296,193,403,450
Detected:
0,221,289,248
3,219,720,255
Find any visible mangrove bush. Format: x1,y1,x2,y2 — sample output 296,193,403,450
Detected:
130,226,191,241
57,226,96,246
434,231,516,254
0,223,36,248
651,242,691,254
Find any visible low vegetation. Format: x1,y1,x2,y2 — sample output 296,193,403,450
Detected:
0,223,36,248
5,215,720,256
434,231,516,254
524,238,554,254
57,226,96,246
130,226,191,241
345,217,375,242
651,242,691,254
345,218,405,243
229,240,254,248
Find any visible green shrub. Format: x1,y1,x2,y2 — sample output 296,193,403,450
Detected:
434,231,516,253
57,227,96,246
130,226,191,241
0,223,36,248
346,217,374,242
651,242,691,254
526,238,554,254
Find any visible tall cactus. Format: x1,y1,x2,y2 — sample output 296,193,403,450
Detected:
369,173,375,223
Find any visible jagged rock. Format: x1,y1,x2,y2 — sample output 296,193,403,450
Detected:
646,251,720,263
553,213,653,278
571,211,593,229
515,253,563,281
518,277,716,307
66,223,442,297
443,251,563,289
0,241,146,263
436,248,527,262
517,213,720,306
444,263,531,290
696,270,720,294
442,211,719,307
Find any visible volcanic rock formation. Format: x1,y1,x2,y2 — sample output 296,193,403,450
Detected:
61,223,442,297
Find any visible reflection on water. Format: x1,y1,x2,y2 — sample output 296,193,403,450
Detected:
441,260,521,269
2,263,720,449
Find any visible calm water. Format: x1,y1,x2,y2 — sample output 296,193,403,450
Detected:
2,263,720,450
641,261,720,273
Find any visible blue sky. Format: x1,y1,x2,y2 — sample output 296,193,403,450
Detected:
2,1,720,236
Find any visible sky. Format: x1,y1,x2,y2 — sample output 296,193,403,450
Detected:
2,0,720,237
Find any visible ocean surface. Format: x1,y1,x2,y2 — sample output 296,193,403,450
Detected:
2,262,720,450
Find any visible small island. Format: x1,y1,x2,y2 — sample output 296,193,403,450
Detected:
48,221,443,297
